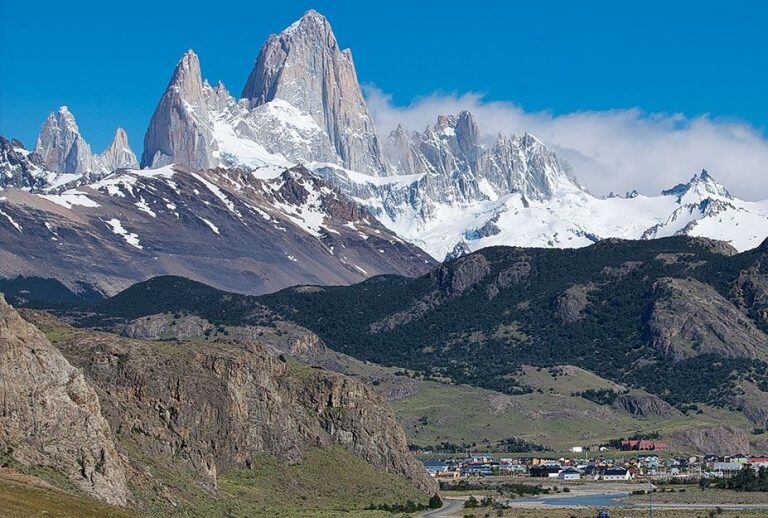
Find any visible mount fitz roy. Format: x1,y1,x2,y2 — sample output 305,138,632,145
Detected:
2,9,767,295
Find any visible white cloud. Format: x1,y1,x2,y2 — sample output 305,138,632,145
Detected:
365,87,768,201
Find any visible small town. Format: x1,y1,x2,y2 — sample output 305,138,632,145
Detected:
422,450,768,481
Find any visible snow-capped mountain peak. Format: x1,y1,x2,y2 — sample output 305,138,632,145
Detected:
662,169,731,200
7,9,767,271
241,9,387,175
33,106,137,175
35,106,93,173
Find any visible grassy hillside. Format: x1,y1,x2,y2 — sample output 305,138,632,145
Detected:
260,237,768,413
123,445,422,517
0,470,135,518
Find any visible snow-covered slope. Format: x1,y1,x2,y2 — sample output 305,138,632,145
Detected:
0,155,434,295
4,8,767,273
383,170,768,260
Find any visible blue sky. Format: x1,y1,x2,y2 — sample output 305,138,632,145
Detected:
1,0,766,197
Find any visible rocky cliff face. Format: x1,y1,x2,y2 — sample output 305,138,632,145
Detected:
647,277,768,361
242,10,386,175
33,107,137,174
0,137,49,190
141,50,217,169
611,391,683,419
668,426,750,456
19,310,436,498
0,296,128,505
97,128,138,171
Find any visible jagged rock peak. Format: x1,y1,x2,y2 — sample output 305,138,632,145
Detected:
282,9,331,36
690,169,731,198
97,127,138,171
241,10,387,175
662,169,731,199
169,49,206,100
141,49,216,169
0,136,49,190
34,106,94,173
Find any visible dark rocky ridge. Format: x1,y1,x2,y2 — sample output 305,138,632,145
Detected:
1,299,436,512
256,236,768,426
647,277,768,361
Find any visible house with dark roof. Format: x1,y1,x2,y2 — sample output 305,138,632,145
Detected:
601,467,631,480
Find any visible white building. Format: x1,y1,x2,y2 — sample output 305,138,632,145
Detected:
601,467,631,481
557,467,582,480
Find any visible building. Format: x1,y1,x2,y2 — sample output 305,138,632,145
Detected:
712,462,743,474
557,467,582,481
620,439,669,451
422,460,449,476
499,463,527,475
530,464,562,478
570,446,584,453
601,467,631,481
749,456,768,468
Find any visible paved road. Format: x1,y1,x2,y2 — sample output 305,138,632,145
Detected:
420,498,464,517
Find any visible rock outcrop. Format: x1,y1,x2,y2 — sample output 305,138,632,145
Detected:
611,391,683,419
0,296,128,505
241,10,387,175
34,106,95,173
141,50,217,169
668,425,750,456
0,137,49,190
96,128,138,171
435,253,491,295
42,318,436,495
647,277,768,361
553,284,593,324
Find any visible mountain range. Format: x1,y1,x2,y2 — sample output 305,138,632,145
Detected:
1,9,766,296
17,235,766,456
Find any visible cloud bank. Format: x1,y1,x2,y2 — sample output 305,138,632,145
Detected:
365,87,768,201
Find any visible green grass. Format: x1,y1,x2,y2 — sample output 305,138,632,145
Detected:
391,376,755,452
217,447,426,516
0,477,135,518
113,430,425,517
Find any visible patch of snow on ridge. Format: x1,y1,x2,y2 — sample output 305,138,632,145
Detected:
198,216,220,235
311,162,424,187
133,165,177,179
210,117,292,170
40,190,100,209
105,218,142,249
135,198,156,217
269,176,330,238
189,172,242,217
0,208,21,231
